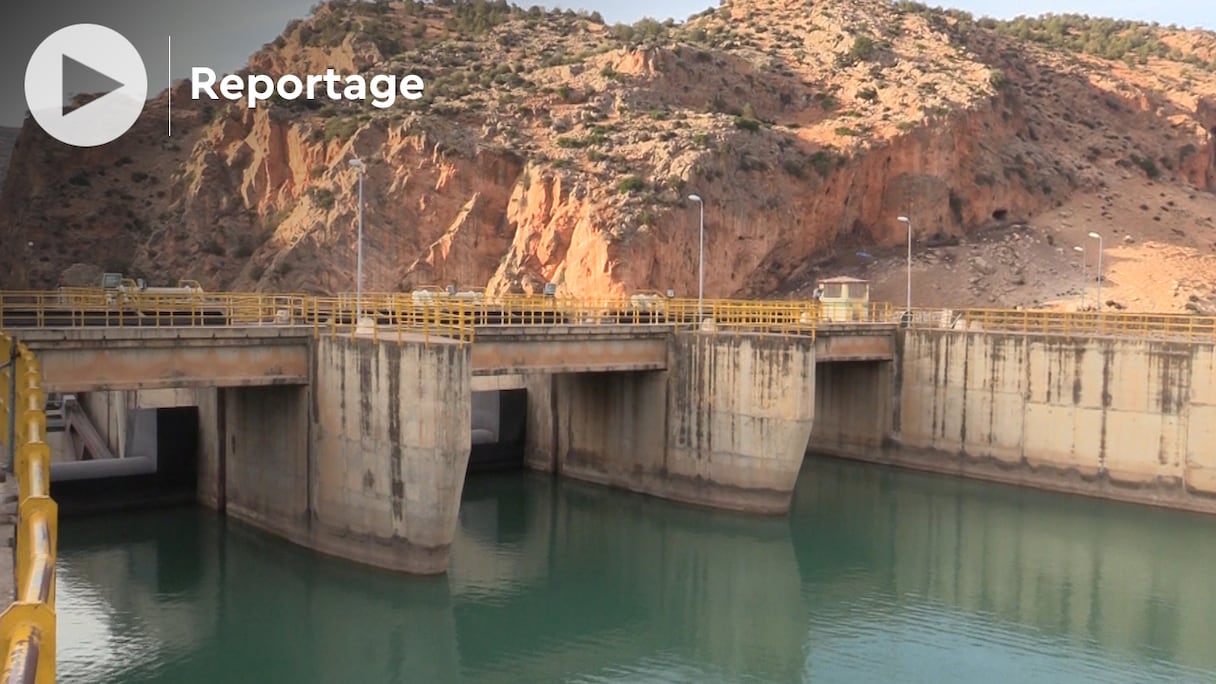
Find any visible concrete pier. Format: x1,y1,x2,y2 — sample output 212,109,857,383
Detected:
664,333,817,513
209,336,471,575
525,333,817,515
309,336,470,574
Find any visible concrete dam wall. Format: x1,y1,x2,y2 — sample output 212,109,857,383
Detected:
816,330,1216,513
72,322,1216,576
52,321,1216,578
61,329,822,576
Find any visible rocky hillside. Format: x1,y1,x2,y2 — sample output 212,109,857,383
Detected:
2,0,1215,311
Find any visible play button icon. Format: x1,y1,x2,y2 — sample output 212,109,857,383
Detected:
24,24,148,148
62,55,129,115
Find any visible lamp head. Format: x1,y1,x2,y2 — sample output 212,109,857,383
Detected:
349,158,365,169
1074,246,1084,252
1087,231,1100,239
688,194,701,202
897,216,910,223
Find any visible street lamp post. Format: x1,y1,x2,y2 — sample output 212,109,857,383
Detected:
688,194,705,320
1074,246,1086,309
1088,231,1103,311
897,216,912,323
349,157,366,324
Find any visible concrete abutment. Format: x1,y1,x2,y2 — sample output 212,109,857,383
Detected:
817,330,1216,516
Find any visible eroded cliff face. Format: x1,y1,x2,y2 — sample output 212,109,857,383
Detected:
147,103,531,294
1191,97,1216,191
2,0,1215,304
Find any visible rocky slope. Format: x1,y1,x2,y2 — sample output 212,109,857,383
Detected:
2,0,1215,311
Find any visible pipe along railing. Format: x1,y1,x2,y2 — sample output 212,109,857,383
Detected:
0,333,55,684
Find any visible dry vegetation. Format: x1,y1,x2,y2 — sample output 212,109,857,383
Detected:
1,0,1214,311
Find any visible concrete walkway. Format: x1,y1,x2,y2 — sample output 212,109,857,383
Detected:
0,471,15,604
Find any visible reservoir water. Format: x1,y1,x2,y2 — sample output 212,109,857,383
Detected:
58,457,1216,683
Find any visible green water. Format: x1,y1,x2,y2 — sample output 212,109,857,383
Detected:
58,458,1216,683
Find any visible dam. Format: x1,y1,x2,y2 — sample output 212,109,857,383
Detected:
11,308,893,574
6,292,1216,682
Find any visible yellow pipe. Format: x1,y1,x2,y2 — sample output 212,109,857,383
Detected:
0,334,56,684
0,623,40,684
20,510,54,606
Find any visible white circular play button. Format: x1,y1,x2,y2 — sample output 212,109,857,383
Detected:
24,24,148,148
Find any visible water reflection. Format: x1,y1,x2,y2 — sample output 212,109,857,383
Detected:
56,458,1216,683
58,512,221,682
795,459,1216,681
452,474,804,682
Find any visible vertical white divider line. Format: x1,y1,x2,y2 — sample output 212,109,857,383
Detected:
168,35,172,136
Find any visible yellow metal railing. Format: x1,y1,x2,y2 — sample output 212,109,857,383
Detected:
373,293,842,338
0,290,478,346
0,333,56,684
904,307,1216,341
303,295,478,346
15,288,1216,342
0,288,972,344
0,289,849,341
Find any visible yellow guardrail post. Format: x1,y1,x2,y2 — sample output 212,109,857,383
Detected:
423,302,432,347
394,299,403,345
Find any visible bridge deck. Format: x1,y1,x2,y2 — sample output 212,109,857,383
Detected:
20,327,314,392
13,321,898,391
472,325,673,374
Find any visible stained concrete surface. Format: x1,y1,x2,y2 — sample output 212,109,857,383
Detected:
0,473,15,604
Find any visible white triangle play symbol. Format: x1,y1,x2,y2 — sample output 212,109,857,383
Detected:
62,54,126,114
